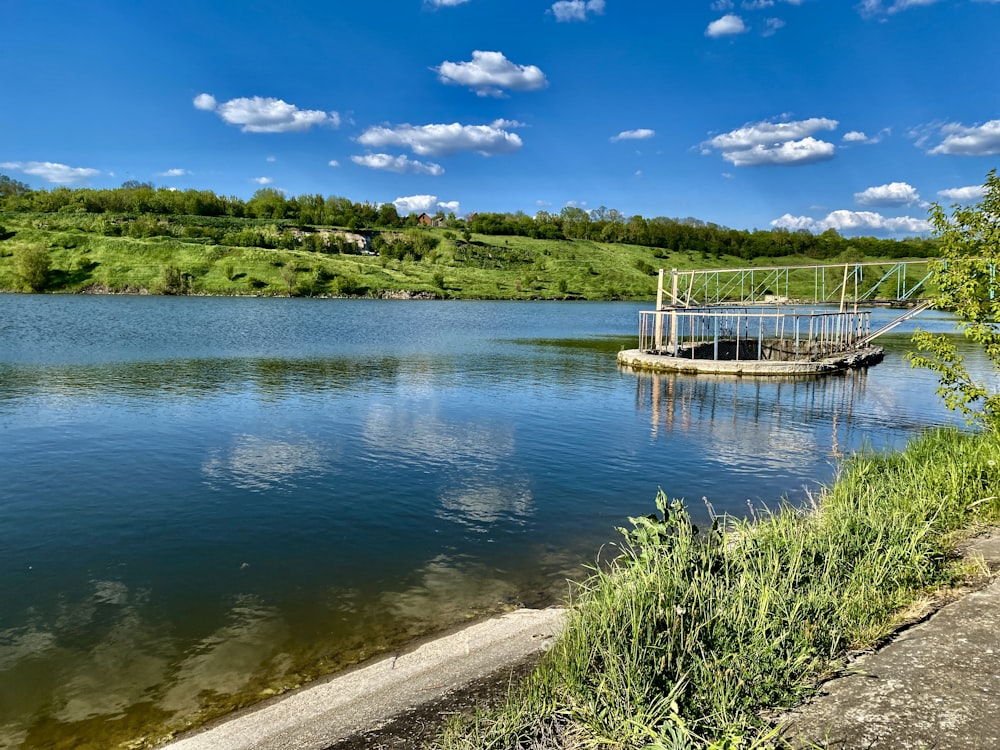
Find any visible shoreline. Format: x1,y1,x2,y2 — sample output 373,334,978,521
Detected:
161,607,567,750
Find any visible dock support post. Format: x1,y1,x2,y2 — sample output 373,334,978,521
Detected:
669,269,679,356
654,269,665,351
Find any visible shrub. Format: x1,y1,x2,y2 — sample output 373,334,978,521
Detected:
159,265,191,294
14,244,51,291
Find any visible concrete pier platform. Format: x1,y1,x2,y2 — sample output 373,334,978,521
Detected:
616,346,884,376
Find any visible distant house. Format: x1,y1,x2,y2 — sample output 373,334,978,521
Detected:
417,212,433,227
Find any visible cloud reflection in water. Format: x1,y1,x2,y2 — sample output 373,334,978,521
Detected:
201,434,326,491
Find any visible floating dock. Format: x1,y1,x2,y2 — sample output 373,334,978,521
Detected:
618,265,931,376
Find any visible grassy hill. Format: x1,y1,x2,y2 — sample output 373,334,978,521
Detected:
0,211,934,301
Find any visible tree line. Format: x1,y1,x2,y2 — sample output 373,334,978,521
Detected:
0,174,937,261
467,207,937,261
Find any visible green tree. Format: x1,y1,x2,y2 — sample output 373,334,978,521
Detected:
280,263,299,295
0,174,32,209
909,170,1000,427
14,245,51,291
247,188,288,219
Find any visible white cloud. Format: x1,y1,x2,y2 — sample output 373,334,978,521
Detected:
193,93,217,111
266,155,277,162
927,119,1000,156
706,14,748,36
393,194,440,214
550,0,605,22
842,128,890,144
743,0,774,8
491,118,527,129
357,122,523,157
724,138,835,167
424,0,470,6
435,51,547,97
328,160,340,168
610,128,655,142
763,17,785,35
772,210,931,235
157,168,189,177
0,160,100,184
194,93,339,133
253,176,273,185
706,118,838,149
859,0,939,16
937,185,987,202
854,181,921,206
351,153,445,175
703,117,838,166
438,200,461,213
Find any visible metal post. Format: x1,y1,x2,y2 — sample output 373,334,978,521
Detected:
654,269,664,351
669,269,679,356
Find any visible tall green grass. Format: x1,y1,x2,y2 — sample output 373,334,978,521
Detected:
435,427,1000,749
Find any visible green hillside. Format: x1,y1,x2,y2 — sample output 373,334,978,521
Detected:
0,210,937,301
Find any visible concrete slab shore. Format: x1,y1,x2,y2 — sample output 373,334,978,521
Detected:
163,607,566,750
778,530,1000,749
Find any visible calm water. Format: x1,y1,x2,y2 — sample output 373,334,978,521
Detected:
0,295,980,749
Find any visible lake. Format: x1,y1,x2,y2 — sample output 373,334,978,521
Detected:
0,295,979,749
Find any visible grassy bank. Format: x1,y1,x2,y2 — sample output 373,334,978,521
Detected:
0,211,934,301
435,427,1000,749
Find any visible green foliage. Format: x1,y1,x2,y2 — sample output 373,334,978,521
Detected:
909,170,1000,428
436,428,1000,749
280,263,299,295
158,265,191,294
13,244,51,291
376,230,440,261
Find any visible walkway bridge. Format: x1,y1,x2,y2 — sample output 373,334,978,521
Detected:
662,260,934,309
626,261,939,375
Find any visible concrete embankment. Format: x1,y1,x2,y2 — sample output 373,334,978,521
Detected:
163,607,566,750
778,529,1000,749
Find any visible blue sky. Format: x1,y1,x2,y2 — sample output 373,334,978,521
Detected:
3,0,999,235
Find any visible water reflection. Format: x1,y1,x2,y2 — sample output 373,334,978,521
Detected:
0,357,409,405
437,482,534,533
201,434,327,492
637,370,867,441
361,402,518,471
383,554,522,630
158,596,288,716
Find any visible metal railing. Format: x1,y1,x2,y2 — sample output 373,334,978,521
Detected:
638,307,872,362
660,261,935,308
